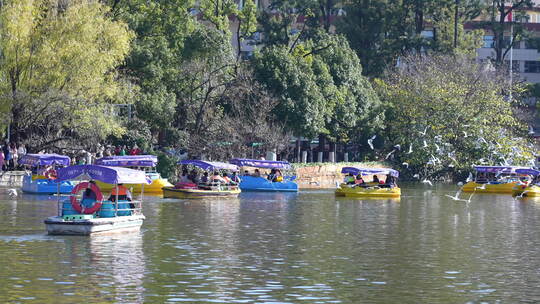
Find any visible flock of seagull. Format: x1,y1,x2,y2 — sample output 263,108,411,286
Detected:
368,125,537,203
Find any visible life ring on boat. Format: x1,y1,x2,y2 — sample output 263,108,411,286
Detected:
70,182,103,214
44,167,57,180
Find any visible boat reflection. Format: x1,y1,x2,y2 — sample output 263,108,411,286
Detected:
89,232,145,302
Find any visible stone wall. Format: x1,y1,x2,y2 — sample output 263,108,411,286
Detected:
295,163,386,189
0,171,25,187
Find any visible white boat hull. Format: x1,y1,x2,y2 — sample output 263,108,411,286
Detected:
44,215,145,235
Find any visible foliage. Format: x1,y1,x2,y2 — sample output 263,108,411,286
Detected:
337,0,486,76
377,54,534,179
252,30,383,142
109,118,153,152
0,0,133,150
154,151,179,180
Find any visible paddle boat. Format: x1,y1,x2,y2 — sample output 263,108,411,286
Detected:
335,167,401,198
462,165,529,194
229,158,299,192
19,154,75,194
162,160,241,199
94,155,173,193
512,168,540,197
44,165,150,235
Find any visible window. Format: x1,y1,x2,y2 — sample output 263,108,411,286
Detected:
525,61,540,73
483,35,494,48
525,38,540,50
504,60,520,72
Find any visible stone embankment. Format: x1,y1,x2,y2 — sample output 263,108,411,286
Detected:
0,171,25,187
294,163,386,189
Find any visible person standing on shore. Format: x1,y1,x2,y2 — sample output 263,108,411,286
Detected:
9,143,17,170
1,143,9,171
0,146,4,172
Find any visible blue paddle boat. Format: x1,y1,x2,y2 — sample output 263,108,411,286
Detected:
229,158,299,192
44,165,150,235
19,154,75,194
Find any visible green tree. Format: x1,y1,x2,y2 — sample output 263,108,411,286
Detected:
252,31,383,142
481,0,534,65
377,54,534,178
0,0,133,150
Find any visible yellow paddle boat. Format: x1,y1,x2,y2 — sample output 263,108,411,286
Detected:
335,167,401,198
162,160,241,199
94,155,173,193
462,166,528,194
512,168,540,197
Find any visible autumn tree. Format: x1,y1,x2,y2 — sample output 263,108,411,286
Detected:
0,0,133,151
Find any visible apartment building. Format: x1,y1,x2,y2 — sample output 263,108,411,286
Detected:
471,1,540,83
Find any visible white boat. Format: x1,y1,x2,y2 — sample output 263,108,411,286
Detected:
44,164,151,235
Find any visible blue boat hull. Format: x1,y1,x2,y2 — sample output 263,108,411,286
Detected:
21,175,75,194
239,176,299,192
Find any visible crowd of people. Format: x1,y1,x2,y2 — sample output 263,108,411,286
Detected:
344,173,397,188
0,142,27,171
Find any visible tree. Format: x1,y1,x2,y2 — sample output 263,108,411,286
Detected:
252,30,383,143
377,54,534,178
481,0,534,65
0,0,133,151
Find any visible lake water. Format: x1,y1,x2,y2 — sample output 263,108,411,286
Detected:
0,184,539,303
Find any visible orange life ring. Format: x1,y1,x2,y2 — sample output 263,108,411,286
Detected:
70,182,103,214
44,168,57,180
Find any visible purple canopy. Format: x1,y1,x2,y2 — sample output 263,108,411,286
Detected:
474,166,529,174
341,167,400,178
18,154,71,167
179,160,238,171
56,165,151,184
95,155,158,167
229,158,291,169
515,168,540,176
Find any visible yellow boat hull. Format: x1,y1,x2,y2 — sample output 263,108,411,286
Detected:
95,178,173,194
335,184,401,198
462,181,518,194
512,185,540,197
162,187,241,199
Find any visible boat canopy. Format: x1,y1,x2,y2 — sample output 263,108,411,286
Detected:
341,167,400,178
229,158,291,169
56,165,151,184
474,166,529,174
515,168,540,176
179,160,238,171
18,154,71,167
95,155,158,167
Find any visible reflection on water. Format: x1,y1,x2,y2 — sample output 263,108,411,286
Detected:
1,185,540,303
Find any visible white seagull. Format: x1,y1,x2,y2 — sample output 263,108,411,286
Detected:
7,189,17,198
367,135,376,150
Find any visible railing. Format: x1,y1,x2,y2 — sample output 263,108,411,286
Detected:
59,199,143,218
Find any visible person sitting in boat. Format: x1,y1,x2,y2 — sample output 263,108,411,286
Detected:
274,169,284,182
385,174,397,188
267,169,276,182
222,173,232,184
372,175,384,184
109,184,132,202
81,180,98,208
253,169,261,177
179,169,189,183
476,172,488,184
344,173,355,185
212,172,226,184
243,170,250,176
354,174,365,186
188,170,199,184
231,172,241,184
200,172,209,184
